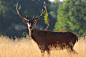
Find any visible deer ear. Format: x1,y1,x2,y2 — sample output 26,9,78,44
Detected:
22,18,29,23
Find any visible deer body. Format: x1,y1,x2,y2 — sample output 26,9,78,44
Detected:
30,28,78,52
31,29,78,47
16,2,78,57
28,27,78,57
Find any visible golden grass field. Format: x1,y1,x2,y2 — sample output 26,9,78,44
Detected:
0,35,86,57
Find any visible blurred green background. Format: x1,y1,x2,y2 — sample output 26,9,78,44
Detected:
0,0,86,39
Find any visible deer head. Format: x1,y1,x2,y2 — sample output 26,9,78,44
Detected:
16,2,47,30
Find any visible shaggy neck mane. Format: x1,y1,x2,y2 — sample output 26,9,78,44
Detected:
29,28,41,43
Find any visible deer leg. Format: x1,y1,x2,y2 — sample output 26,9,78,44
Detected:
41,50,45,57
67,45,78,54
46,47,50,57
70,47,78,54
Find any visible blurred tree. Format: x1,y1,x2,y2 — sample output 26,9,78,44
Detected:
49,0,62,31
54,0,86,36
50,1,59,19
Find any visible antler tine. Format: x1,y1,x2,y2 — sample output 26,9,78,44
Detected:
37,1,47,19
26,15,27,18
16,3,23,18
42,9,43,13
32,16,35,20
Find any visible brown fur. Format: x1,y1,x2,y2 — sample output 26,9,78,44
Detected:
22,18,78,56
30,28,78,56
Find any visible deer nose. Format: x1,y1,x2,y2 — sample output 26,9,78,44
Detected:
30,26,32,29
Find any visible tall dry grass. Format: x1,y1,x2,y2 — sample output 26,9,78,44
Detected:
0,35,86,57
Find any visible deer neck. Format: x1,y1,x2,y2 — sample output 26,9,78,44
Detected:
29,28,41,43
29,28,39,37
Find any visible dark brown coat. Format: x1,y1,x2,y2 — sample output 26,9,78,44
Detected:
30,28,78,56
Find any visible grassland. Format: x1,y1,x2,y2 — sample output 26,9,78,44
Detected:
0,35,86,57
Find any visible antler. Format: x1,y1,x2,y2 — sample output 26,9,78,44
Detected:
33,1,47,20
39,2,47,18
16,3,23,18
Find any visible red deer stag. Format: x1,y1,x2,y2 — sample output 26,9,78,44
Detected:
16,2,78,57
